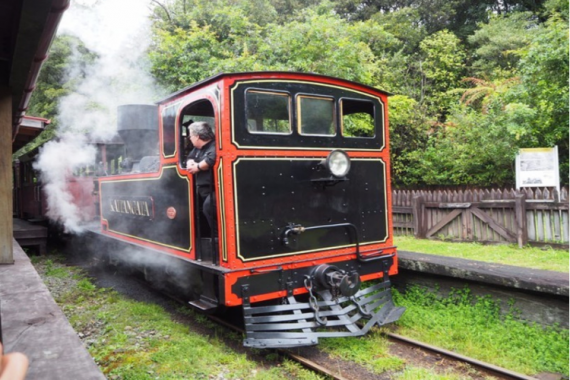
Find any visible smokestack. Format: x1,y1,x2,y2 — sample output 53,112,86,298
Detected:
117,104,159,161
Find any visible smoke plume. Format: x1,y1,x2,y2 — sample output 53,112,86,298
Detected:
33,0,164,233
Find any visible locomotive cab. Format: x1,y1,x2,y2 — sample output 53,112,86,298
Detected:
97,72,404,348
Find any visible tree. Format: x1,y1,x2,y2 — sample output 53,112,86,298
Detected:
256,11,386,85
269,0,322,22
28,34,97,124
150,23,230,91
149,5,394,89
418,30,467,120
468,12,536,78
146,0,566,187
151,0,281,32
333,0,547,39
516,11,569,183
406,100,536,186
388,95,430,185
16,35,97,157
370,7,427,56
454,76,521,112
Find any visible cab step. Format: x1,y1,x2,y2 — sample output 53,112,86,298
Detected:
189,296,218,311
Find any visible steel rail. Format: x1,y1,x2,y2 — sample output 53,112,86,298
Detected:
285,351,350,380
205,313,349,380
386,332,539,380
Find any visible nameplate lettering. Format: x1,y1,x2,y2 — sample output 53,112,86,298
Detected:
109,196,154,220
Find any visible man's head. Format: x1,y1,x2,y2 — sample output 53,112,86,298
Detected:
188,121,214,148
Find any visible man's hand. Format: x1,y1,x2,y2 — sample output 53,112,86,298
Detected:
0,343,28,380
187,159,200,174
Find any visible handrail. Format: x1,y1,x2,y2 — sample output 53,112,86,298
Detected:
281,222,389,262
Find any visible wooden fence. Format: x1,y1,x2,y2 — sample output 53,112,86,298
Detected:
392,187,569,247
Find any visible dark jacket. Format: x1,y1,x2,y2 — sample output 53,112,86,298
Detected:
187,140,216,188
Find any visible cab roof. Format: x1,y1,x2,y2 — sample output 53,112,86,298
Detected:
156,71,392,105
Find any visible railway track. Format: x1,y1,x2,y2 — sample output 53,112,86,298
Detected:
80,256,355,379
204,312,353,380
385,333,538,380
78,253,545,380
109,272,538,380
201,303,538,380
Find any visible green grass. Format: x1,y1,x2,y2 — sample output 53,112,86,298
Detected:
37,256,324,380
395,367,477,380
393,285,569,376
318,285,568,378
44,258,71,278
35,250,569,379
320,331,405,374
395,235,569,272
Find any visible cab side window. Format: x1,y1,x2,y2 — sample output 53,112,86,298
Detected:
246,90,291,134
341,99,376,138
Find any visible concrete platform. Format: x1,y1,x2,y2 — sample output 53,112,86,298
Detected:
396,250,569,328
0,239,105,380
398,251,569,296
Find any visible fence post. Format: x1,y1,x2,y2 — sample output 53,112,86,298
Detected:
412,195,425,238
515,193,528,248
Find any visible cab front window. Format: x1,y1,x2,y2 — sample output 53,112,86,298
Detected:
246,90,291,134
297,95,335,136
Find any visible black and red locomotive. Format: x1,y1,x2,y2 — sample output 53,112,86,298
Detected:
87,72,404,347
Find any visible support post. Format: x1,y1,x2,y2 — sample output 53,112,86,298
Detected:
515,193,528,248
0,86,13,264
412,195,425,239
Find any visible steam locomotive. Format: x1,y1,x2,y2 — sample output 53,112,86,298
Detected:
90,72,404,348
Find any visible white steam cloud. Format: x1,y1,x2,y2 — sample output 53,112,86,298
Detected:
34,135,96,231
34,0,164,233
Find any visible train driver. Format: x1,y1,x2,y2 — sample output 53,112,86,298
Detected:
186,122,217,237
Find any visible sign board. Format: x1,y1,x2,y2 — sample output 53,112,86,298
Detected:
515,146,560,195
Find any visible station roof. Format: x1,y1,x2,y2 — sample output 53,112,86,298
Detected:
12,115,50,152
0,0,69,152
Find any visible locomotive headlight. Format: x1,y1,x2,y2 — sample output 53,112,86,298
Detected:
325,150,351,178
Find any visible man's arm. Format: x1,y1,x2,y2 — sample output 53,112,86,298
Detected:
198,143,216,170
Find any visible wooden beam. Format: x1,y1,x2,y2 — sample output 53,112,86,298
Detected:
412,195,425,238
471,207,517,242
0,85,13,264
515,194,528,248
462,209,473,240
392,206,412,213
426,209,463,238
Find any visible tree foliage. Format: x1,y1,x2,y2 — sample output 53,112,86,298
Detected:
149,3,393,90
408,101,537,186
148,0,570,186
468,12,536,77
28,34,97,125
419,30,467,119
27,0,568,187
18,34,97,157
516,12,569,176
